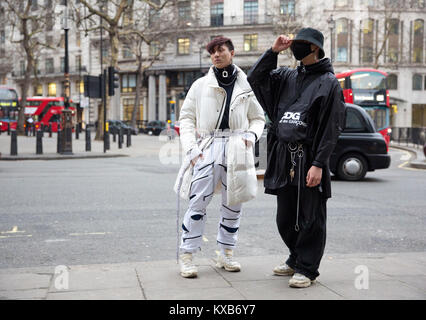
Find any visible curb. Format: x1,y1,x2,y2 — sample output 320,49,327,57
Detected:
0,153,129,161
389,144,426,169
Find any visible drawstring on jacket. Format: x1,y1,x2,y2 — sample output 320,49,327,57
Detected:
288,142,304,232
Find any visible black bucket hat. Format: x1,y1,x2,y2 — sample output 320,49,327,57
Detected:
293,27,325,59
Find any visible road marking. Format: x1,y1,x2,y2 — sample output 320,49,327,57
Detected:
0,226,26,234
69,232,111,236
394,150,425,171
0,235,32,239
45,239,70,243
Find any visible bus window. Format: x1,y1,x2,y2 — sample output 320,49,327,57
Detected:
364,107,387,131
349,71,386,90
338,78,345,89
0,88,18,100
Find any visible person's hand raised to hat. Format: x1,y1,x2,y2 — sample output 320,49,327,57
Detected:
272,35,292,53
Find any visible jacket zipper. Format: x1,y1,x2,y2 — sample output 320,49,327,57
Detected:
214,87,227,129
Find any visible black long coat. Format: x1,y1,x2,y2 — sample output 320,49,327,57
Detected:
247,49,346,199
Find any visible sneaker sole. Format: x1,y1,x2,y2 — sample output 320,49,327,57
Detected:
180,271,198,278
216,262,241,272
273,270,295,276
289,279,316,288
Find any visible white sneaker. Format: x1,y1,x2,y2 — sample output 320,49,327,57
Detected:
216,249,241,272
273,262,295,276
179,253,198,278
288,273,315,288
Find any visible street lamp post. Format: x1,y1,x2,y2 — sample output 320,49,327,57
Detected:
61,0,73,154
327,14,335,63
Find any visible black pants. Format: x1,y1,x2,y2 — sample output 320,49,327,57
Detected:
276,185,327,280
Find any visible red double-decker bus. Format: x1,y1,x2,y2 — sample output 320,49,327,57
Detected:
0,86,19,131
24,97,76,132
336,69,390,149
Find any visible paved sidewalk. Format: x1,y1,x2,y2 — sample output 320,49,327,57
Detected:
0,133,180,160
0,252,424,300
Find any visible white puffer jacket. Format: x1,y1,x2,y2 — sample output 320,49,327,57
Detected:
174,65,265,206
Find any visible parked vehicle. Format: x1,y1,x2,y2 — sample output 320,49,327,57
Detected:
107,120,137,135
330,103,391,181
142,120,166,136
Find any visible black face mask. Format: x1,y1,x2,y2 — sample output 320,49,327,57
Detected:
291,42,314,61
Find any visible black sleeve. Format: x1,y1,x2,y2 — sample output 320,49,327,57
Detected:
247,48,288,122
312,82,346,169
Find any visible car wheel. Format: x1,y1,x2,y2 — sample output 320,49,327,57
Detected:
337,153,368,181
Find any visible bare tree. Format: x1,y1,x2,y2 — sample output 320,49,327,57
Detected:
3,0,56,135
270,1,324,67
76,0,173,140
119,0,178,130
372,0,402,69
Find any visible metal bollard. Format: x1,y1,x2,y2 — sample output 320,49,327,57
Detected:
7,123,10,135
57,129,62,154
113,129,116,143
85,127,91,152
126,128,130,147
75,123,79,140
36,130,43,155
10,130,17,156
49,124,52,138
105,130,110,150
118,127,123,149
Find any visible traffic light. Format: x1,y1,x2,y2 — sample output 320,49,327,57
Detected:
108,66,120,96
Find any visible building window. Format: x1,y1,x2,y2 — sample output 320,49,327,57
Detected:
101,41,109,58
178,1,191,23
386,19,399,63
20,60,25,76
177,37,190,55
34,84,43,96
76,81,84,94
76,31,81,47
48,82,56,97
46,13,54,31
244,0,258,25
361,19,374,63
412,104,426,128
121,74,136,93
336,18,349,62
335,0,348,6
60,34,65,48
150,41,160,56
280,0,295,16
177,71,203,88
60,57,65,73
123,98,143,122
244,34,258,52
387,74,398,90
413,74,422,90
31,0,38,11
45,58,54,74
210,0,224,27
413,19,424,63
361,0,375,6
75,55,82,72
122,46,133,59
